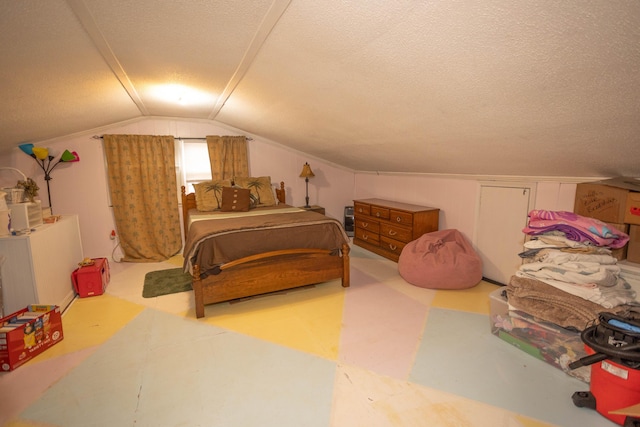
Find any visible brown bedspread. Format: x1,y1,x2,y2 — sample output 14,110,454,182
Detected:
183,208,349,277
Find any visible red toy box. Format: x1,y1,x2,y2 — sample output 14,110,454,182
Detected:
0,305,64,371
71,257,110,298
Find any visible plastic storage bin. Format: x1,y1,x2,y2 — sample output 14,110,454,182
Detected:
489,287,590,382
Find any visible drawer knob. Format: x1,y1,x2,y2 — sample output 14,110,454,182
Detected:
376,212,381,217
388,230,397,236
361,222,369,228
396,216,401,222
358,208,363,213
363,235,368,240
389,244,397,250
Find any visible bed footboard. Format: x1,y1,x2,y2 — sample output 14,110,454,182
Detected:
192,243,350,318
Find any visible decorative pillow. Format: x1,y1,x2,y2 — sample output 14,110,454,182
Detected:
220,187,251,212
193,179,231,211
233,176,277,207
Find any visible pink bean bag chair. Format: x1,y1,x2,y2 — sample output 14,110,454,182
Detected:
398,229,483,289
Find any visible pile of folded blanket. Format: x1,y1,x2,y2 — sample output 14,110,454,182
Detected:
507,210,639,331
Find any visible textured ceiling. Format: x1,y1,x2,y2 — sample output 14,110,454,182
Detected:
1,0,639,177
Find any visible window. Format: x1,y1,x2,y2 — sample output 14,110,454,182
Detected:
175,139,211,195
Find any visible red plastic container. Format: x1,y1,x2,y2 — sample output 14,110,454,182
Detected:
71,258,110,298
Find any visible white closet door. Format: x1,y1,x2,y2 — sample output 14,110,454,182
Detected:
474,183,535,285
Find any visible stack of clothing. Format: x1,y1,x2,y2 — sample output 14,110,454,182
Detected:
507,210,639,332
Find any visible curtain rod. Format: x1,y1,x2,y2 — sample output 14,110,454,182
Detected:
92,135,253,141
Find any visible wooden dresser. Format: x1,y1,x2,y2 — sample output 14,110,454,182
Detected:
353,198,439,262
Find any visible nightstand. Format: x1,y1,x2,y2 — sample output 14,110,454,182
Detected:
299,205,325,215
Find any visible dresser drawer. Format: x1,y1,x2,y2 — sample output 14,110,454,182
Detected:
380,223,413,243
389,209,413,227
371,206,390,220
354,217,380,233
355,227,380,245
353,198,440,263
354,202,370,216
380,236,407,257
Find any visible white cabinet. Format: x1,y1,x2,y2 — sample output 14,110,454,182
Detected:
0,215,83,316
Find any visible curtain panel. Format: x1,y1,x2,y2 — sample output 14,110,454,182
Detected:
206,135,249,181
104,134,182,262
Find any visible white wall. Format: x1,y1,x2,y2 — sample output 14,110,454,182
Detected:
1,116,583,264
1,117,355,260
354,172,579,245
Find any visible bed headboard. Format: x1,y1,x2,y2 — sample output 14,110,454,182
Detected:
274,181,286,204
181,181,286,234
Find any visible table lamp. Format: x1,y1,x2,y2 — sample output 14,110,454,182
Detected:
299,162,315,208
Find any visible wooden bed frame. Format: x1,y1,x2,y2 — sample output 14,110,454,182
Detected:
181,183,350,318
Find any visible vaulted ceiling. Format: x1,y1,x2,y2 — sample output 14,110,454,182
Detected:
1,1,639,177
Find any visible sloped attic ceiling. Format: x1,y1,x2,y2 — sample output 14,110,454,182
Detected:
1,0,639,177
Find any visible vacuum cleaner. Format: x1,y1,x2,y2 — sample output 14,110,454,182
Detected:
569,312,640,426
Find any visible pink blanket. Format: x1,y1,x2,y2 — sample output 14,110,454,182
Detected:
523,210,629,249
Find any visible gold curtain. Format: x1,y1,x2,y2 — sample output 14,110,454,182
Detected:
206,135,249,181
103,134,182,262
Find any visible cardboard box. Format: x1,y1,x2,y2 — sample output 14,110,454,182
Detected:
626,225,640,264
489,288,590,382
625,192,640,226
0,305,64,371
71,258,110,298
574,179,637,223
